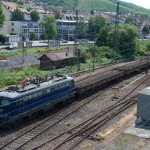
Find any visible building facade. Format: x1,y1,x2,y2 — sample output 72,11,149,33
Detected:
0,1,13,35
0,1,43,40
56,20,76,41
9,20,43,40
38,49,75,70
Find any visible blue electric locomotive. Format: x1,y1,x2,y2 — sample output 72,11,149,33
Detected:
0,74,75,128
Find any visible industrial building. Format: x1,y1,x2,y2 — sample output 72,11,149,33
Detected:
137,87,150,124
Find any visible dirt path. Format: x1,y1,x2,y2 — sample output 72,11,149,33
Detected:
94,107,136,150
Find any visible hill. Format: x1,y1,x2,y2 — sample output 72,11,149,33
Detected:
46,0,150,14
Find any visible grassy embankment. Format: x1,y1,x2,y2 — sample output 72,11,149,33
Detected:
0,40,149,87
0,44,110,86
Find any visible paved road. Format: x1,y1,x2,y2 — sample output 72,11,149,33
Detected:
0,40,75,50
0,40,94,51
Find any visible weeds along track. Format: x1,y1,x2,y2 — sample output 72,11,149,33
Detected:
25,74,150,150
0,74,148,150
65,96,137,150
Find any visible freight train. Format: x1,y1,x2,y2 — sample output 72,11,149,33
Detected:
0,59,149,128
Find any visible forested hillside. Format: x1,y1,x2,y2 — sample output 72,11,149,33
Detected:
46,0,150,14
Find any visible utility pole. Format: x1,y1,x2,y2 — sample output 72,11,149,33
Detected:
77,48,80,71
92,43,96,71
146,43,149,73
75,9,80,72
92,22,96,72
114,1,119,61
22,42,26,64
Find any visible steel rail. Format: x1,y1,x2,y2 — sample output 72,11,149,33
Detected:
32,75,150,150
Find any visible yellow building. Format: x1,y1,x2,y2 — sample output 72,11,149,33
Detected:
0,1,18,35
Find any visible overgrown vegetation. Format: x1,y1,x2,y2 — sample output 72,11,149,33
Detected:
0,38,150,86
30,10,40,21
11,8,24,21
0,45,74,57
0,3,5,28
40,16,57,40
44,0,150,14
47,0,78,9
0,34,6,44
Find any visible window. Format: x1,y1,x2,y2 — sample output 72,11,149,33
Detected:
38,91,42,97
16,98,24,105
24,96,28,101
0,97,10,106
28,23,33,27
63,84,66,88
11,22,14,26
11,28,14,32
47,88,50,93
29,94,34,100
66,83,70,86
42,91,46,95
50,87,55,92
34,93,38,98
59,85,62,89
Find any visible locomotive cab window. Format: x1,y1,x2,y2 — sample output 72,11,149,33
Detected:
0,97,10,106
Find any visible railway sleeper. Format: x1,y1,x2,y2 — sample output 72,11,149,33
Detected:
68,131,101,141
88,135,101,141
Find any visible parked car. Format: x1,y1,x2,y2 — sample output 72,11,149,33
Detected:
61,39,68,43
4,42,14,50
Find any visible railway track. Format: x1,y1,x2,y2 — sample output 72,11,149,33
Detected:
66,96,137,150
0,83,112,150
28,74,150,150
0,74,149,150
41,99,136,150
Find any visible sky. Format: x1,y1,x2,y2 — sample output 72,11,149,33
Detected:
122,0,150,9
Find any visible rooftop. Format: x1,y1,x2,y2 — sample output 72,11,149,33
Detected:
1,1,17,12
0,74,69,98
39,49,75,61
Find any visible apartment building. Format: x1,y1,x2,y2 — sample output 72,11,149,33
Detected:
0,1,14,35
9,20,43,40
56,20,76,40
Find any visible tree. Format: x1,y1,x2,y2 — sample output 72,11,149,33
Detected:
54,10,61,20
112,24,138,59
96,26,109,46
40,16,57,40
30,10,40,21
147,43,150,52
96,24,138,59
0,34,6,44
75,20,87,39
11,8,24,21
125,15,135,25
88,15,106,40
87,45,113,64
142,26,149,35
17,1,24,6
0,3,5,28
30,32,35,40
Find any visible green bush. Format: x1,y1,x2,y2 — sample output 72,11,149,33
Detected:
0,34,6,44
